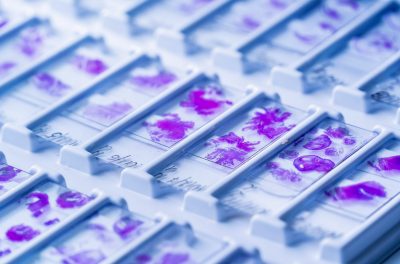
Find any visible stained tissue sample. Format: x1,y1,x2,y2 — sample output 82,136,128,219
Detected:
83,101,133,126
31,72,71,98
71,55,108,76
144,83,235,146
131,71,177,90
0,164,31,197
0,182,92,259
325,181,387,201
200,104,300,169
31,206,153,264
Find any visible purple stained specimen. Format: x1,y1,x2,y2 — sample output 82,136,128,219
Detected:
131,71,177,89
242,107,294,139
242,16,260,30
25,192,50,217
319,21,336,32
17,28,44,57
270,0,288,9
325,126,349,139
160,252,190,264
83,102,133,123
293,155,335,172
56,191,90,209
266,162,301,182
32,72,70,97
0,249,11,258
72,55,108,75
353,31,398,55
44,218,60,226
205,132,260,166
0,17,8,29
0,165,21,182
136,254,152,264
278,149,299,159
294,30,318,44
325,181,386,201
0,62,16,76
372,155,400,172
65,249,106,264
6,224,40,242
339,0,359,10
144,113,195,143
303,134,332,150
325,147,340,157
323,6,341,20
180,86,233,116
113,216,143,239
343,137,356,145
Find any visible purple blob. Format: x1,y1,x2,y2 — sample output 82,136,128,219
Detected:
325,126,349,139
131,72,177,89
72,55,108,75
338,0,359,10
0,62,16,76
325,181,386,201
353,31,397,55
0,18,8,29
6,224,40,242
266,162,302,183
44,218,60,226
0,249,11,258
67,250,106,264
32,72,70,97
319,22,336,32
278,149,299,159
144,113,195,143
323,6,341,20
25,192,50,218
0,165,21,182
242,16,260,30
270,0,288,9
83,102,132,123
17,28,44,57
293,155,335,172
303,134,332,150
161,253,190,264
136,254,152,264
376,155,400,172
56,191,90,209
343,137,356,145
324,147,339,157
205,132,259,167
242,107,294,139
180,86,232,116
294,30,318,44
113,216,143,239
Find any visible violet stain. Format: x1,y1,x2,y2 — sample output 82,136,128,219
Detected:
6,224,40,242
323,6,341,20
144,113,195,143
0,62,16,76
267,163,302,183
32,72,70,97
278,149,299,159
324,147,339,157
44,218,60,226
293,155,335,173
179,87,232,116
0,18,8,29
242,107,293,139
131,71,177,89
17,28,44,57
136,254,152,264
160,253,190,264
270,0,287,9
0,165,21,182
72,55,108,75
303,134,332,150
325,126,349,139
343,137,356,145
25,192,50,217
242,16,260,30
0,249,11,258
376,155,400,172
67,250,106,264
325,181,386,201
56,191,90,209
113,216,143,239
83,102,132,122
205,132,259,166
